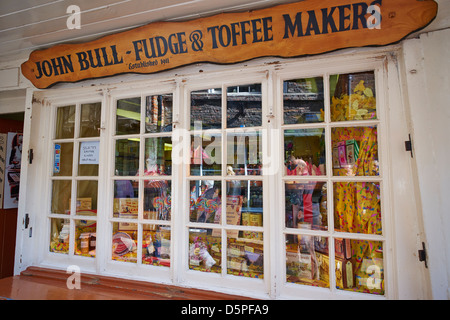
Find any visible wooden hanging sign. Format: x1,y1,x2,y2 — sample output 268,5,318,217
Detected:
21,0,437,88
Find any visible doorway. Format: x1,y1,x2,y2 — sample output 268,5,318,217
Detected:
0,112,24,279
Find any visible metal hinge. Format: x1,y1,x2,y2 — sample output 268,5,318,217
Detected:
418,242,428,268
28,148,34,164
405,134,413,158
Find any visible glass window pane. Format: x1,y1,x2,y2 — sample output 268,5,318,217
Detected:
330,71,376,122
76,180,98,216
226,131,262,176
190,180,221,224
190,88,222,130
189,228,221,273
116,97,141,135
115,139,140,176
333,182,382,235
286,234,329,288
78,141,99,176
145,94,173,133
332,126,379,177
285,181,327,230
113,180,138,218
227,83,262,128
190,133,221,176
55,105,75,139
50,218,70,254
51,180,71,214
142,225,171,267
53,142,73,176
226,180,263,227
284,77,324,124
227,230,263,278
144,180,171,220
284,129,326,176
80,102,101,137
335,238,384,295
112,222,137,263
145,137,172,176
75,219,96,257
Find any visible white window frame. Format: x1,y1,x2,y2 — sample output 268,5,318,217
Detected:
27,48,426,299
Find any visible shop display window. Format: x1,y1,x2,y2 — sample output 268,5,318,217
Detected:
76,180,98,216
227,84,262,128
53,142,73,176
145,94,173,133
283,77,324,124
142,225,171,267
334,238,384,295
284,128,326,176
116,97,141,135
74,220,96,257
190,180,221,224
50,218,70,254
189,228,221,273
80,103,101,138
227,131,262,176
111,93,173,267
49,102,101,257
55,105,75,139
330,71,377,122
283,70,384,296
190,133,222,176
285,181,327,230
227,231,263,279
286,235,329,288
112,222,138,263
44,65,388,298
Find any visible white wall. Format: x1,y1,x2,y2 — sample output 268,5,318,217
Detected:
401,28,450,299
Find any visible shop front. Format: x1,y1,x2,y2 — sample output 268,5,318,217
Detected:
6,0,447,300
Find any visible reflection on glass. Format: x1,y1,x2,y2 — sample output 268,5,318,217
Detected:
144,180,171,220
74,219,96,257
190,180,221,224
330,71,376,122
145,137,172,176
51,180,71,214
227,230,263,278
335,238,384,295
226,180,263,228
332,126,379,176
285,181,327,230
190,88,222,130
333,182,382,235
145,94,173,133
112,222,137,263
115,139,140,176
55,105,75,139
113,180,138,218
80,103,101,138
53,142,73,176
227,131,262,176
190,133,221,176
227,84,262,128
75,180,98,216
189,228,221,273
286,234,329,288
50,218,70,254
78,141,99,176
116,97,141,135
284,128,326,176
142,225,171,267
284,77,324,124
